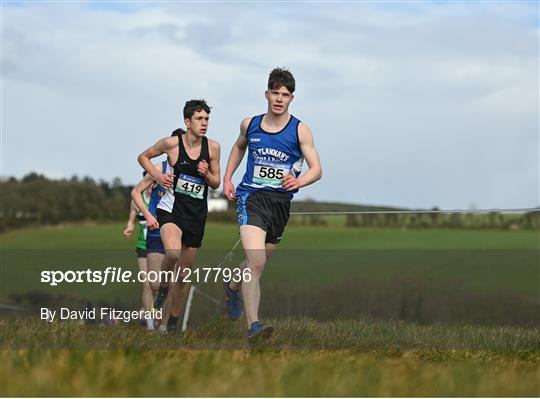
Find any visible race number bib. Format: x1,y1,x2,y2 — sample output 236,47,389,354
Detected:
175,173,205,199
253,160,290,188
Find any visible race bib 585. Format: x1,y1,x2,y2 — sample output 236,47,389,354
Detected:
253,160,290,188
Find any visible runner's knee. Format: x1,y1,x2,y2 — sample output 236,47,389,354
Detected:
164,249,182,264
247,259,266,276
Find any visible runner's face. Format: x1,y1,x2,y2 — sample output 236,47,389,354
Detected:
185,110,209,137
265,86,293,115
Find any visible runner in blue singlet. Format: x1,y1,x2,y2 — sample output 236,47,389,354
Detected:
222,68,323,338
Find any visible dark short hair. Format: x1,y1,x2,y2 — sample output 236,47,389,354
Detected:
268,67,295,93
183,99,211,119
171,128,186,137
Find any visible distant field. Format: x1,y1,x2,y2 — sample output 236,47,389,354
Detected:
1,221,538,305
1,221,538,249
1,223,539,396
1,222,538,304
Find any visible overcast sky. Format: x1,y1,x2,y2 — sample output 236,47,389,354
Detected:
2,1,538,209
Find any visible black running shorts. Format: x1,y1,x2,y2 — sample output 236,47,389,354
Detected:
236,190,291,244
135,248,147,258
156,209,206,248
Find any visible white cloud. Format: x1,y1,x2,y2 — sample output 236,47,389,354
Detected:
1,2,538,209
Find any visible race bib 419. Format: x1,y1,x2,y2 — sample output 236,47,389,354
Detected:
175,173,205,199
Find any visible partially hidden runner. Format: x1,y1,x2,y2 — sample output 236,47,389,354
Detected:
123,177,154,330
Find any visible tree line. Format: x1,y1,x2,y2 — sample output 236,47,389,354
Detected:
0,173,131,233
1,173,537,232
344,210,539,230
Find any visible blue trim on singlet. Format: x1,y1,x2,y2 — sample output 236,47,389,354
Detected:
146,161,168,239
236,114,304,198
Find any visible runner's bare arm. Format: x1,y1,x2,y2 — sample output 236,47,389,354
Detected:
137,137,176,189
131,163,161,230
198,140,221,189
223,117,251,200
282,123,322,191
123,200,138,238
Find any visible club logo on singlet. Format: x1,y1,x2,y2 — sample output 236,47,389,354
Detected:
175,173,205,199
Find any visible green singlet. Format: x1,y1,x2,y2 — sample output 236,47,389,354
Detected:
136,192,150,250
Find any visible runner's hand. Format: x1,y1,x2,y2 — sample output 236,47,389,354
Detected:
146,214,159,230
123,226,133,238
197,160,209,177
157,172,175,189
223,179,236,201
282,175,301,191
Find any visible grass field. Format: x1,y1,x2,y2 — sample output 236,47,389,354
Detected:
1,222,539,396
1,317,539,396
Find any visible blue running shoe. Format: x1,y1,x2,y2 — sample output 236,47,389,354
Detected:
224,280,243,320
247,321,273,339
